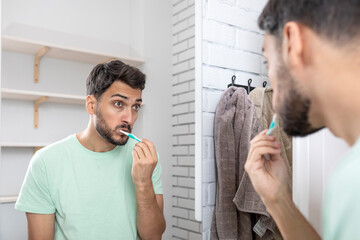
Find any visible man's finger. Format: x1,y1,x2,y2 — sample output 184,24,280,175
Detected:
250,134,275,146
141,139,157,159
136,142,152,158
133,145,146,159
259,129,268,135
132,148,140,160
248,139,280,157
247,146,281,166
252,147,281,161
251,140,281,153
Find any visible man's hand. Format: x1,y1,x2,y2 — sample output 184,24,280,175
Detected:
245,130,291,206
245,130,321,240
132,139,158,186
131,139,166,239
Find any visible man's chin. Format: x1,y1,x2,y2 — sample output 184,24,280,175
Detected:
113,136,129,146
284,126,325,137
105,135,129,146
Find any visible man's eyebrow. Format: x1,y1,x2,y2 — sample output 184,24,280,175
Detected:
111,94,128,99
110,94,142,102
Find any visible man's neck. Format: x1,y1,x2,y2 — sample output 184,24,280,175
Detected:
309,40,360,146
325,104,360,146
320,65,360,146
76,120,116,153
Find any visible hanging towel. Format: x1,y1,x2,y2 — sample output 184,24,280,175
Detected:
249,87,292,185
211,87,276,240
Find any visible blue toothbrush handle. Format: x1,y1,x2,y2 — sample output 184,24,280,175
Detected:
129,134,142,142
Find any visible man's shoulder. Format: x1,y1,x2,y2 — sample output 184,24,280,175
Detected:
328,143,360,195
337,141,360,177
324,143,360,239
35,135,76,159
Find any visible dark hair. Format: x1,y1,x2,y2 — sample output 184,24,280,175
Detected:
86,60,146,99
258,0,360,44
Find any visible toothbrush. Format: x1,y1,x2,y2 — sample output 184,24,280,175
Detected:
265,114,277,160
119,130,142,142
266,114,277,136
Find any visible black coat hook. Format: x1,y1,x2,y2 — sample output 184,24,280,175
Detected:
227,76,255,94
263,81,267,88
247,79,252,94
231,75,236,86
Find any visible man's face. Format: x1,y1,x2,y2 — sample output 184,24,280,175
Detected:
94,81,142,145
263,34,323,136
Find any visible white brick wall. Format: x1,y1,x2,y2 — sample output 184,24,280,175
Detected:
173,0,268,238
172,0,201,239
200,0,268,239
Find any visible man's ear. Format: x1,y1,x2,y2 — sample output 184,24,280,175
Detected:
85,95,97,114
282,21,304,69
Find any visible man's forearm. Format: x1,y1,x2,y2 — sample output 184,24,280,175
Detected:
266,194,321,240
136,182,166,240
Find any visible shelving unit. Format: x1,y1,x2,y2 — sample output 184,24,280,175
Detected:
0,142,48,154
2,23,146,66
1,88,85,128
2,23,145,85
1,88,85,105
0,142,49,147
0,196,18,204
1,24,146,127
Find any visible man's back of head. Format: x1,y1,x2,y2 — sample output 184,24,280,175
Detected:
259,0,360,47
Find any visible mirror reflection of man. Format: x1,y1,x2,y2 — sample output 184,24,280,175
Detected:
245,0,360,239
16,60,166,239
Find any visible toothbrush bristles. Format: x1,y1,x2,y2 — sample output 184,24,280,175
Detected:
120,130,129,135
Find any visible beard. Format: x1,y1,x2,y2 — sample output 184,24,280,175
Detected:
276,62,324,137
95,107,131,146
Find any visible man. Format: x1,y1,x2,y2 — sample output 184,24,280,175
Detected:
245,0,360,239
15,60,166,239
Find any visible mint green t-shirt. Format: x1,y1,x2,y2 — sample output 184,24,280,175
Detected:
15,135,162,240
323,137,360,239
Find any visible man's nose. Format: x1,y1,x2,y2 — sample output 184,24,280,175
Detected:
121,107,133,124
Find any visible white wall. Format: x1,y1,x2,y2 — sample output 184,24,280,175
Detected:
293,129,349,235
171,0,202,239
0,1,2,235
2,0,131,48
196,0,268,239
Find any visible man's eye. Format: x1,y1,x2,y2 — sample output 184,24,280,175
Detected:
114,101,123,107
132,105,141,111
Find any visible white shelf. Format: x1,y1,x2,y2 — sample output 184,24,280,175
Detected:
1,143,48,147
0,196,18,204
2,23,145,66
1,88,85,105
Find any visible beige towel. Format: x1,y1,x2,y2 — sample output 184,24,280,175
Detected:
249,87,292,185
211,87,276,240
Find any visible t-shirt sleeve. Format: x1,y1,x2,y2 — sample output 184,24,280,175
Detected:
15,152,55,214
151,152,163,195
323,157,360,240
